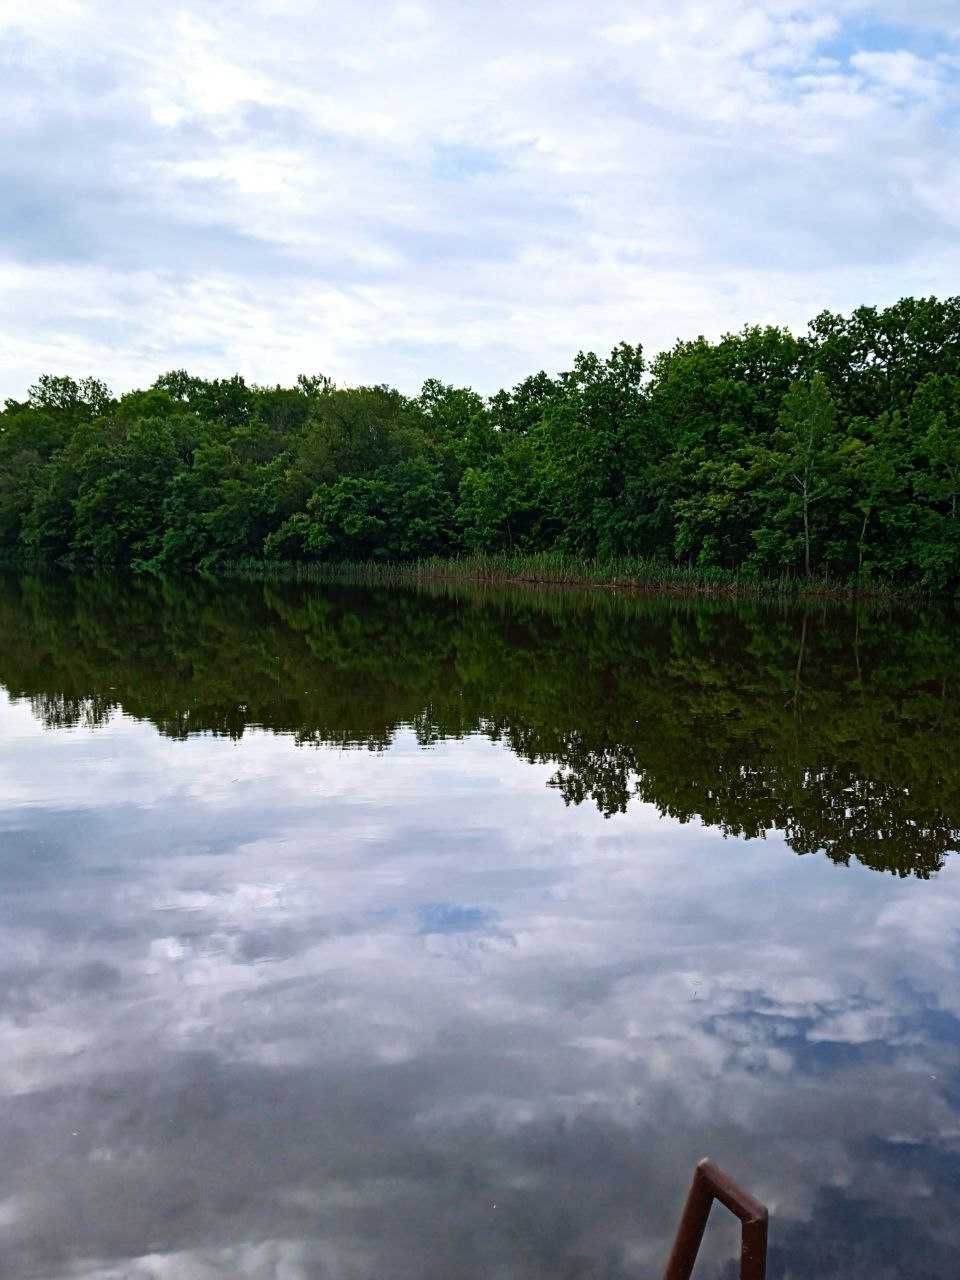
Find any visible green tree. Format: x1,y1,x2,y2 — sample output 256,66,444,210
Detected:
71,415,197,564
2,297,959,591
455,434,544,551
534,343,654,557
649,326,801,569
908,374,960,588
267,460,453,561
838,414,907,580
769,373,841,577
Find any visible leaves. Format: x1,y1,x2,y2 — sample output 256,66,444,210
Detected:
1,297,959,592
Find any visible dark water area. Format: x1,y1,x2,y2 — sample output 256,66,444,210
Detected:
1,573,959,1279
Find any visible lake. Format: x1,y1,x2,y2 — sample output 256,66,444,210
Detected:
1,573,959,1279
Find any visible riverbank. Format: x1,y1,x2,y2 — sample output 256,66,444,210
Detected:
213,552,923,605
0,547,934,605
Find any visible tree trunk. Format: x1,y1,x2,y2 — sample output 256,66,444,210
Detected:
802,423,815,578
857,507,870,578
802,482,811,578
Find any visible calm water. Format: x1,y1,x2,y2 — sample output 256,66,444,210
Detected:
2,574,959,1280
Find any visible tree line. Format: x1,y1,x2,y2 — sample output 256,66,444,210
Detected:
1,296,959,589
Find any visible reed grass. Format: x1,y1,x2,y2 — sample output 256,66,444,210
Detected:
214,552,921,605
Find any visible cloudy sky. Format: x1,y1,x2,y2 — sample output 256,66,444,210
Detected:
2,0,959,399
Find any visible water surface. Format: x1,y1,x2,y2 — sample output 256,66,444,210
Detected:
2,575,959,1279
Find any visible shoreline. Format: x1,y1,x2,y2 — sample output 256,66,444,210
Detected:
0,551,938,607
212,555,926,606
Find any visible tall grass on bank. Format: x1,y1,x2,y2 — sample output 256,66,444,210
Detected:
213,552,921,605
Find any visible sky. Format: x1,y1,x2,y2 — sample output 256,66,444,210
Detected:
1,0,959,400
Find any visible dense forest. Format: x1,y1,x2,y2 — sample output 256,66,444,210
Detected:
2,296,959,590
3,572,958,878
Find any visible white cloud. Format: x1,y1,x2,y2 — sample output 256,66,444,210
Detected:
851,47,949,97
1,1,958,396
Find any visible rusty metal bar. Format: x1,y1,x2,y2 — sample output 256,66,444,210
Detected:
662,1158,768,1280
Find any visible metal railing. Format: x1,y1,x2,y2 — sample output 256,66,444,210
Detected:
663,1158,768,1280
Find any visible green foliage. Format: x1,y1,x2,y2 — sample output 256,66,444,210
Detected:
2,296,959,592
533,343,654,556
267,460,453,561
747,373,842,576
455,434,544,551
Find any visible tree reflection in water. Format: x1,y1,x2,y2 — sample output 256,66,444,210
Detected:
3,571,958,879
